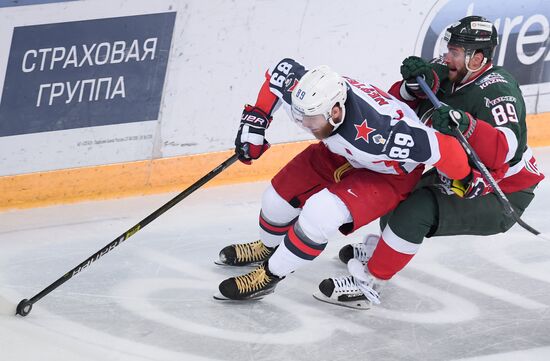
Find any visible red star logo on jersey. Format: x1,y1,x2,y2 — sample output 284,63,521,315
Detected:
354,119,375,142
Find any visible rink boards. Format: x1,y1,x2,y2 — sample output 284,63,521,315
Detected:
1,0,550,210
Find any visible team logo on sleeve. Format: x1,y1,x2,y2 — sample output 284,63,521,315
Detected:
284,75,299,93
354,119,375,142
476,73,508,89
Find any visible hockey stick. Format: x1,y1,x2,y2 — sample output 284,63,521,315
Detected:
16,153,239,317
416,76,545,238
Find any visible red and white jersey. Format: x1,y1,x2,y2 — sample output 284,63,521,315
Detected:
255,58,470,179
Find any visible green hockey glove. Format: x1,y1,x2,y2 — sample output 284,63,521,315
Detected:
400,56,440,99
432,105,477,138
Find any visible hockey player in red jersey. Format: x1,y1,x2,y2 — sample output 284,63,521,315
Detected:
329,15,545,308
214,58,476,303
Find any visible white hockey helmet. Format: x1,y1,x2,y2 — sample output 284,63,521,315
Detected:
291,65,347,131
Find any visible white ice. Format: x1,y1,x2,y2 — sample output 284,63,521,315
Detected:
1,147,550,361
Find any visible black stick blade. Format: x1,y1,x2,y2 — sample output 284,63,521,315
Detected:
16,299,33,317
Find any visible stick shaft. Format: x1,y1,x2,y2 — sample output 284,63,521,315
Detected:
23,153,239,307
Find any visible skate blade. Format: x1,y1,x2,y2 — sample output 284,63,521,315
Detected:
213,260,263,267
213,292,230,300
312,292,371,310
212,292,264,301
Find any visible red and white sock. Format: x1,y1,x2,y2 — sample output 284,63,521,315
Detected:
268,222,326,277
367,225,421,280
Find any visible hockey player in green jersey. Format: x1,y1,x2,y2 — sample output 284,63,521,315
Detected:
315,15,545,309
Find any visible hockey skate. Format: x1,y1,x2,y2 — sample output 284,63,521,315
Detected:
338,233,379,264
215,240,275,266
313,275,371,310
313,259,386,309
347,258,386,304
214,261,284,301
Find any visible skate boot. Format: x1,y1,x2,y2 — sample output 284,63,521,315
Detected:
338,233,379,264
313,275,370,310
216,240,275,266
214,261,284,301
347,258,386,304
313,258,386,309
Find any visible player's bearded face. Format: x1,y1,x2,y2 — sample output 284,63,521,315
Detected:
293,105,342,140
444,45,468,83
302,114,334,139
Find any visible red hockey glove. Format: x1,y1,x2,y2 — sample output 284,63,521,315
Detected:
235,105,272,165
400,56,440,99
451,169,493,199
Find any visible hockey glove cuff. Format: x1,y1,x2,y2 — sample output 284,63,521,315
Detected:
451,169,494,199
235,105,272,164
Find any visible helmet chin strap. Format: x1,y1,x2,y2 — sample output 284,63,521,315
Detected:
460,52,487,84
328,105,345,131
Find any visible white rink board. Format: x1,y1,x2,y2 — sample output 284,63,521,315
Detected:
0,0,549,175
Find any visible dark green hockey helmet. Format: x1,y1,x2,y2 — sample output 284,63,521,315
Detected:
443,15,499,61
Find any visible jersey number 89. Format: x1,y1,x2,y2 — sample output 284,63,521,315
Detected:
492,103,519,125
270,62,293,88
389,133,414,159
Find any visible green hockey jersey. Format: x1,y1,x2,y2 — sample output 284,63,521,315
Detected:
392,63,544,193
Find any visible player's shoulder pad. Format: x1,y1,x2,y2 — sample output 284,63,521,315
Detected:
475,68,525,125
474,67,520,93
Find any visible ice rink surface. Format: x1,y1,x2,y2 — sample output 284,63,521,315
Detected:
1,148,550,361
